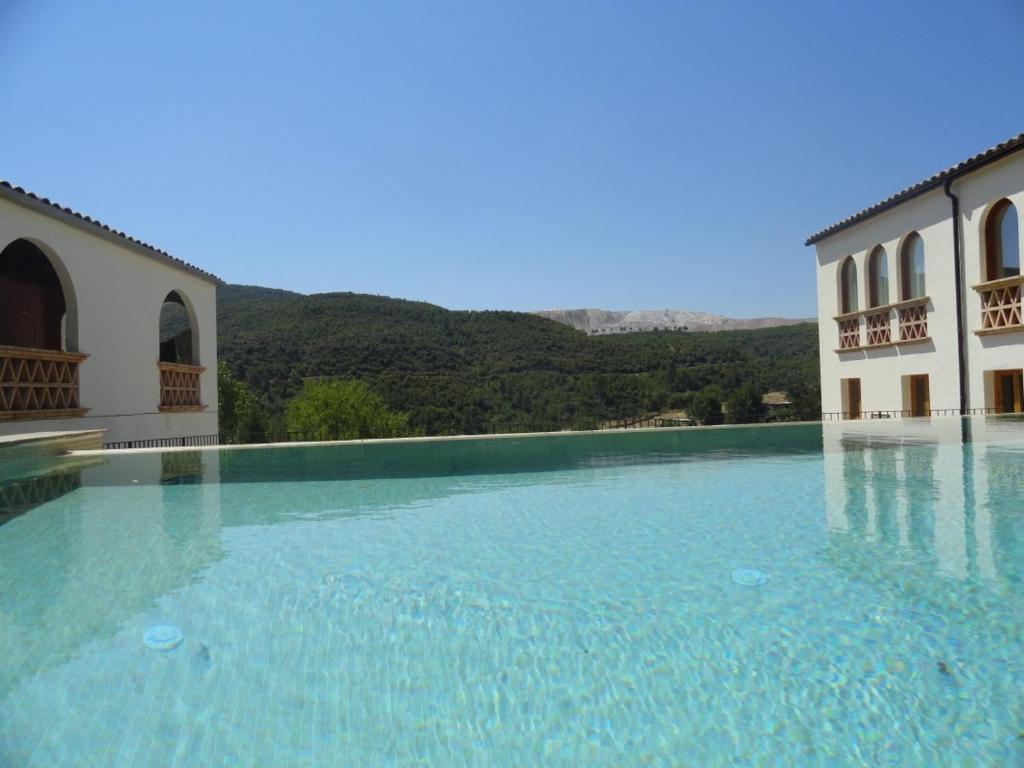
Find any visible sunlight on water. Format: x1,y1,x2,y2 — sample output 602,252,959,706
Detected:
0,419,1022,766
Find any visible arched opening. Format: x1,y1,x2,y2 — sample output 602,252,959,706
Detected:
840,256,858,314
0,239,68,350
157,290,203,410
900,232,926,300
985,199,1020,281
867,246,888,308
0,238,85,418
159,291,196,365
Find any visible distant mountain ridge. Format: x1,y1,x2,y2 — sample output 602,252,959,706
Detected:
535,308,812,335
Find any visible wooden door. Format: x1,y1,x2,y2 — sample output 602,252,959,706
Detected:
994,370,1023,414
909,375,930,417
0,278,47,348
846,378,861,420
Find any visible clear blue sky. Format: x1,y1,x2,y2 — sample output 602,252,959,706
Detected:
2,1,1022,316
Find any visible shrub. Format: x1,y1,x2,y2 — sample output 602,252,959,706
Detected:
286,378,415,440
688,387,724,426
725,383,766,424
218,362,270,443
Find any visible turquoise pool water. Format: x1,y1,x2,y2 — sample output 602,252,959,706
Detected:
0,419,1022,766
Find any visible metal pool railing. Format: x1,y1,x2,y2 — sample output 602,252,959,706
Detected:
820,407,998,421
102,434,220,450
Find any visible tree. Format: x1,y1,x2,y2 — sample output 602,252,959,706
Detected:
726,382,766,424
666,359,678,391
218,362,270,443
688,386,724,426
784,381,823,422
286,378,415,440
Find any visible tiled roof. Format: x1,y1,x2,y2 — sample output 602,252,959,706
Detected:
0,180,223,284
805,130,1024,246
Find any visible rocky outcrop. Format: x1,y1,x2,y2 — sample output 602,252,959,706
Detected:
534,308,812,335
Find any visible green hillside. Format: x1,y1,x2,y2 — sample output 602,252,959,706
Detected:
217,284,821,435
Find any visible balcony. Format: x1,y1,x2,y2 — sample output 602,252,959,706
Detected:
158,362,205,411
0,345,88,421
837,316,861,350
974,275,1023,335
896,297,929,343
834,298,931,354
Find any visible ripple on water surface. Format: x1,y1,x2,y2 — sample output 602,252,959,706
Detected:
0,424,1022,766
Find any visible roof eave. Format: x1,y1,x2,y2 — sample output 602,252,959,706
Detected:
804,130,1024,247
0,181,224,285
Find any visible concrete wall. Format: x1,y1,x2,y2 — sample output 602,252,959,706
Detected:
814,151,1024,416
0,196,218,443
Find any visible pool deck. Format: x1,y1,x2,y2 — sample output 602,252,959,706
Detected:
0,430,107,483
0,429,106,452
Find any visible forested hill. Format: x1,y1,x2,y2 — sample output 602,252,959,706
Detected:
217,284,820,435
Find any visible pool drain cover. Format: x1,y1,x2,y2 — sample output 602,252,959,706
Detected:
144,624,184,651
732,569,769,587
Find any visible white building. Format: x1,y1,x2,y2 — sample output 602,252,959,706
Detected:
0,181,220,445
808,132,1024,419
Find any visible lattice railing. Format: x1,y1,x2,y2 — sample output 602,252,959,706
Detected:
865,310,892,345
158,362,205,410
898,300,928,342
0,345,88,420
837,317,860,350
976,276,1023,332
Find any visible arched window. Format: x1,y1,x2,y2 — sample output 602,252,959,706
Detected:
867,246,889,307
900,232,926,300
985,199,1020,280
0,239,68,350
840,256,858,314
159,291,196,364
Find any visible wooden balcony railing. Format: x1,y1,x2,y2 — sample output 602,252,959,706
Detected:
865,309,892,346
975,275,1023,335
837,317,861,350
158,362,205,411
896,298,929,342
0,345,88,421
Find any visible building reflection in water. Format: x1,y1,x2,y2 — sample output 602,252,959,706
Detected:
0,450,223,698
823,416,1024,584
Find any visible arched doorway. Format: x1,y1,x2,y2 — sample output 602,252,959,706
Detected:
157,291,204,410
0,239,86,419
0,239,69,350
159,291,197,364
985,198,1020,281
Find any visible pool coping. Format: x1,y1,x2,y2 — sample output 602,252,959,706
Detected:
69,420,828,456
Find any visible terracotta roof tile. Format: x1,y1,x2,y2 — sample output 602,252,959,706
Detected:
0,180,222,284
805,130,1024,246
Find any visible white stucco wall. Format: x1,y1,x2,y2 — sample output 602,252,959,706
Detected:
814,150,1024,417
952,152,1024,409
0,195,219,443
814,189,961,416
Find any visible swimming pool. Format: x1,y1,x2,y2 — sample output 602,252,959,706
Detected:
0,419,1021,766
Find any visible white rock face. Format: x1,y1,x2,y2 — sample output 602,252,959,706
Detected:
534,308,811,335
